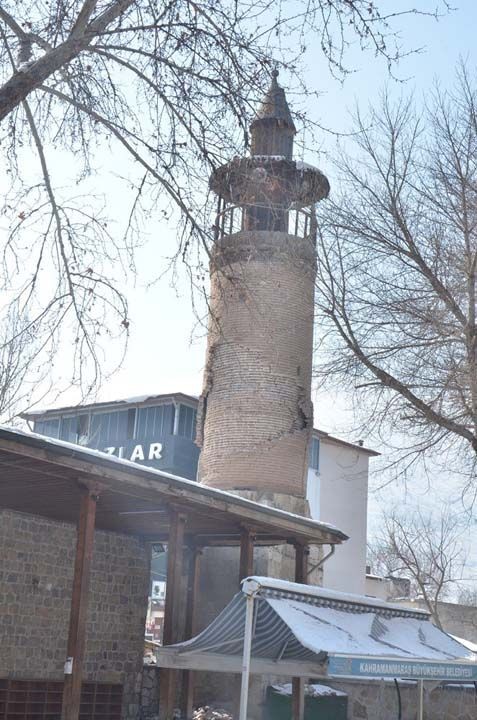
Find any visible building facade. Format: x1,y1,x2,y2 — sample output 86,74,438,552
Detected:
25,391,377,595
26,393,200,480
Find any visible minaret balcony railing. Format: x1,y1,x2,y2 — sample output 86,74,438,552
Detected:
213,202,316,242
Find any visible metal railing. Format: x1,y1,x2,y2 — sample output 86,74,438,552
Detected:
213,200,316,241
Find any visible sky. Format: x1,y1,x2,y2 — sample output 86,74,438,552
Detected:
8,2,477,583
99,1,477,408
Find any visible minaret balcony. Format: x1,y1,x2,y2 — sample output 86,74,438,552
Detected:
212,200,317,241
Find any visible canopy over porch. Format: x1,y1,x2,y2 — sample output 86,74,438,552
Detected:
157,576,477,719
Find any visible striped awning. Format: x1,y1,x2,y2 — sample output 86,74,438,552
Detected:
156,577,477,680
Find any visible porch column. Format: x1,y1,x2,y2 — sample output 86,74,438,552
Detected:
160,509,187,720
239,527,255,585
182,546,202,718
292,542,309,720
61,483,99,720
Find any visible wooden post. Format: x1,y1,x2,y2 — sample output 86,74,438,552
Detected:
292,543,309,720
182,547,202,718
61,484,99,720
239,528,254,585
294,542,308,584
160,509,186,720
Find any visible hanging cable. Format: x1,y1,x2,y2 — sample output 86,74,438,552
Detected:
394,679,402,720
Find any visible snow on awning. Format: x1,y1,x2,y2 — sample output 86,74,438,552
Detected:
157,577,477,681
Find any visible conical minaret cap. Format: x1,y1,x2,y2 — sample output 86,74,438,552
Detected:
250,69,296,159
251,69,296,131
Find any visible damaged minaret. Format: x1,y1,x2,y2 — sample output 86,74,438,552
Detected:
196,70,329,513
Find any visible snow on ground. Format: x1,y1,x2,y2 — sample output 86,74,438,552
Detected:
272,683,346,697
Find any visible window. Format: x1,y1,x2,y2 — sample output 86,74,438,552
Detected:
58,414,91,444
77,414,89,445
34,417,60,439
89,410,129,447
127,408,136,438
0,679,122,720
309,437,320,471
177,404,197,440
59,416,78,443
136,404,174,439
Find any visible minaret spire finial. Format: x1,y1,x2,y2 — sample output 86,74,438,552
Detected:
250,69,296,158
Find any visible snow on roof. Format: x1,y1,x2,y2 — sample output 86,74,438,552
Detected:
451,635,477,654
366,573,387,580
169,581,476,670
272,683,347,697
251,154,287,161
242,576,430,617
268,600,467,660
22,391,198,418
0,426,347,542
294,160,324,173
313,429,379,456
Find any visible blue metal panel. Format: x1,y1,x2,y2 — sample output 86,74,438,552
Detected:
178,404,197,440
137,404,174,438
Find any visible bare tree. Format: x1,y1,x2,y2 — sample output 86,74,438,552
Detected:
368,508,467,628
315,66,477,484
0,305,57,422
457,586,477,607
0,0,445,414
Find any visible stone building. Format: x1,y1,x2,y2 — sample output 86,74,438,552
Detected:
0,509,149,719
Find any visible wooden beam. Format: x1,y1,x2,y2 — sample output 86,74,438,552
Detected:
182,547,202,718
61,484,99,720
160,509,187,720
0,434,347,545
239,527,255,585
292,543,309,720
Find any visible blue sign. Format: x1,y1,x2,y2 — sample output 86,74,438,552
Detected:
328,655,477,681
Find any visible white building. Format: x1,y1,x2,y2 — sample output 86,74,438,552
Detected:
307,429,378,595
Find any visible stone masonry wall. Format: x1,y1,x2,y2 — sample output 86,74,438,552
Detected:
327,679,477,720
139,671,477,720
0,509,150,720
197,231,316,497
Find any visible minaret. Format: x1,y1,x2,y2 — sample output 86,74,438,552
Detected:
196,71,329,510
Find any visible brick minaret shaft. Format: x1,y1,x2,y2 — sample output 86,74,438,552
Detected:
196,71,329,501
